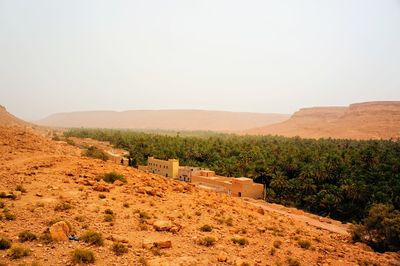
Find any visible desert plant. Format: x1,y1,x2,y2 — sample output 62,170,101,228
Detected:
225,217,233,226
111,242,128,256
4,212,15,221
123,203,129,208
199,224,213,232
231,237,249,246
0,237,12,250
39,231,53,244
104,209,114,215
198,236,216,247
8,246,31,259
54,202,72,212
98,194,106,199
71,248,95,264
102,172,126,184
18,231,37,242
298,239,311,249
0,201,4,208
287,257,301,266
104,214,114,222
83,146,108,161
80,231,104,246
15,185,26,193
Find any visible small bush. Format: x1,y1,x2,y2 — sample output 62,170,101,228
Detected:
139,211,150,220
39,231,52,244
104,214,114,222
4,212,16,221
225,217,233,226
123,203,129,208
98,194,106,199
288,257,301,266
298,239,311,249
54,202,72,212
200,224,213,232
102,172,126,184
71,248,95,264
80,231,104,246
0,237,12,250
15,185,26,193
198,236,216,247
8,246,31,259
0,201,4,208
112,242,128,256
18,231,37,242
83,146,108,161
104,209,114,215
273,239,282,248
270,247,276,255
231,237,249,246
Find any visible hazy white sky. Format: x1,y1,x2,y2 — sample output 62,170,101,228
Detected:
1,0,399,120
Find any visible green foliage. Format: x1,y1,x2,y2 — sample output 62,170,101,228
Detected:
15,185,26,193
0,237,12,250
351,203,400,252
4,211,15,221
18,231,37,242
111,242,128,256
83,146,109,161
71,248,95,264
65,128,400,251
199,224,213,232
80,231,104,246
231,237,249,246
8,246,31,259
297,239,311,249
102,172,126,184
104,214,114,222
287,258,301,266
198,236,216,247
54,202,72,212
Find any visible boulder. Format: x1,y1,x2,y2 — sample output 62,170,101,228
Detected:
217,251,228,262
257,207,265,215
93,184,110,192
49,221,70,241
153,220,173,231
154,240,172,249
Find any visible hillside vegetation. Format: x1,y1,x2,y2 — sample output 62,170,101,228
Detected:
64,129,400,225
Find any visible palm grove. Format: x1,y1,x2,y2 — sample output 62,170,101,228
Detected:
64,129,400,252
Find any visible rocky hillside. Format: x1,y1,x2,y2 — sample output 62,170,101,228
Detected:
247,101,400,140
0,114,399,265
35,110,290,132
0,105,29,127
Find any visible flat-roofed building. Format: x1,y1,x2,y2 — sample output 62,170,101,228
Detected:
178,166,207,182
147,157,179,179
191,171,264,199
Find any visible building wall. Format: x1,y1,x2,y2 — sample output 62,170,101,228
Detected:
178,167,205,182
147,157,179,179
192,173,264,199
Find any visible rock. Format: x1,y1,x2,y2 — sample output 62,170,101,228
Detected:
49,221,70,241
153,220,173,231
13,191,22,199
257,207,265,215
142,239,154,249
93,184,110,192
137,186,157,196
217,251,228,262
257,227,266,233
154,240,172,249
36,193,43,197
354,242,374,252
114,180,124,186
235,259,248,266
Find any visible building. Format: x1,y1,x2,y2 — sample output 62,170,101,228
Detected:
191,170,264,199
178,166,207,182
146,157,179,179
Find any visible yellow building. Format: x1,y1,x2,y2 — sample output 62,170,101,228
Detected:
191,170,264,199
147,156,179,179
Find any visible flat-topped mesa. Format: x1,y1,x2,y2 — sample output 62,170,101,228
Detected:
348,101,400,115
291,107,347,120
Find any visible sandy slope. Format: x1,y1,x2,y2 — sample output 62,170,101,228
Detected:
0,126,399,265
247,101,400,140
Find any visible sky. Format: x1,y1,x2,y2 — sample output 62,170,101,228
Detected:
0,0,400,121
